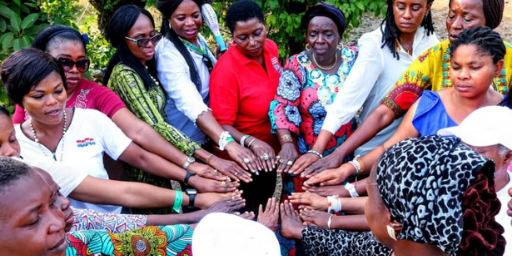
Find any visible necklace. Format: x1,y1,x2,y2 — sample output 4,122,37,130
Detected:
312,50,338,70
145,66,160,86
401,42,413,55
29,110,67,161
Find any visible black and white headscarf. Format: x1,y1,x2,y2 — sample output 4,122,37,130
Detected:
376,135,494,254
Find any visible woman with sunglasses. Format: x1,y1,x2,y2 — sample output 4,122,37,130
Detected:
11,25,241,213
155,0,262,175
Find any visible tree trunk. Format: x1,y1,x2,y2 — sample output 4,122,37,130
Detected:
88,0,146,37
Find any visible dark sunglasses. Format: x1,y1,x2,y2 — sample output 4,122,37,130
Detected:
57,57,90,73
125,33,162,48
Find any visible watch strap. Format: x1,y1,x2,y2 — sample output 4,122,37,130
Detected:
184,171,196,185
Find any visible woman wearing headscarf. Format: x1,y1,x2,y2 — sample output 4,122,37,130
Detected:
209,0,280,213
307,0,511,175
268,2,358,198
156,0,260,174
291,0,439,177
280,136,505,256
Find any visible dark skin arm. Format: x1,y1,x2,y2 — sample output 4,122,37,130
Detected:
275,129,299,173
303,104,397,177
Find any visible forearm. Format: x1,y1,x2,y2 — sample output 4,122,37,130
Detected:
331,215,369,231
312,130,333,154
196,111,226,144
341,197,367,215
120,143,187,182
146,211,205,226
332,105,396,159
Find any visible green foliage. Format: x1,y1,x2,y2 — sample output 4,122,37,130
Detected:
0,0,49,59
208,0,386,59
40,0,80,28
0,0,50,113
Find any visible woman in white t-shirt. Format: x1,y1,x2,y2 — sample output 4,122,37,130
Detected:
1,48,239,213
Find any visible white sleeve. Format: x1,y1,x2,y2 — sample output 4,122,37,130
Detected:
156,40,209,122
91,110,132,160
322,34,385,133
27,159,88,197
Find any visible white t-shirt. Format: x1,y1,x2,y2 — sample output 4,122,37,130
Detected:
322,26,439,156
497,171,512,254
16,108,132,213
25,158,88,197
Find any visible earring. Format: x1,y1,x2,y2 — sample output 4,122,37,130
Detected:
168,23,172,30
387,224,398,241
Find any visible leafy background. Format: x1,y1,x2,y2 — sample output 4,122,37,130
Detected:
0,0,387,113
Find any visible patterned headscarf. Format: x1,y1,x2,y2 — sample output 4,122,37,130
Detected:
376,135,500,255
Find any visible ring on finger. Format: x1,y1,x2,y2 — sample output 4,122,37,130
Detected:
279,158,284,163
287,160,293,166
221,181,226,185
243,158,250,164
261,153,269,161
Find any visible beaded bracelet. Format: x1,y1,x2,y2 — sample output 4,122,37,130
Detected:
173,190,183,213
279,134,294,144
307,149,323,159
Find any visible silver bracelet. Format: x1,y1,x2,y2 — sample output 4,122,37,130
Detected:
327,214,334,230
307,149,323,159
240,135,251,147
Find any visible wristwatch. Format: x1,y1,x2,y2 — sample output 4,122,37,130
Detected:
183,171,196,186
186,188,197,207
345,183,359,198
182,157,196,170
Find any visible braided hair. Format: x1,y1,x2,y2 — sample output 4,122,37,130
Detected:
448,0,504,29
381,0,435,60
156,0,204,91
104,4,159,90
458,167,505,255
449,26,505,64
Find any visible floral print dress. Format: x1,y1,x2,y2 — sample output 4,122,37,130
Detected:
269,48,358,198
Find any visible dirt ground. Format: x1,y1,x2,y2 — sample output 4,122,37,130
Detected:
345,0,512,45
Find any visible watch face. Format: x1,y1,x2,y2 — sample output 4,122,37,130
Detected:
186,188,197,195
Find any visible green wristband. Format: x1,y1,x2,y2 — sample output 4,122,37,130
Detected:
173,190,183,213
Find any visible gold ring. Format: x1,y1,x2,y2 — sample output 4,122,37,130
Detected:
279,158,284,163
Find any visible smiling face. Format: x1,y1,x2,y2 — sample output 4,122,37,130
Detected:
446,0,485,42
450,44,503,99
125,14,158,65
169,0,202,44
392,0,432,36
21,71,67,126
0,114,20,157
306,16,340,58
47,40,87,97
233,18,267,59
0,171,66,256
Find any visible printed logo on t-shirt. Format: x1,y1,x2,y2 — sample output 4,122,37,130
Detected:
271,57,281,72
76,138,96,147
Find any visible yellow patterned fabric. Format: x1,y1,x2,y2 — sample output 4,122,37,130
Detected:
381,40,512,116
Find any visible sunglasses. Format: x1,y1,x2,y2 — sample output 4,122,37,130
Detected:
57,57,90,73
125,33,162,48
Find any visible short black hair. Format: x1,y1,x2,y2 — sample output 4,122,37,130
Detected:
226,0,265,34
0,157,32,194
1,48,67,106
0,106,9,117
449,26,505,64
32,25,87,53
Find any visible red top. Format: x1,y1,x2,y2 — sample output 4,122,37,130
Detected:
210,38,281,154
12,78,126,124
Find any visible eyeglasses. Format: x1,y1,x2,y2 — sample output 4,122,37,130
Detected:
57,57,90,73
125,33,162,48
